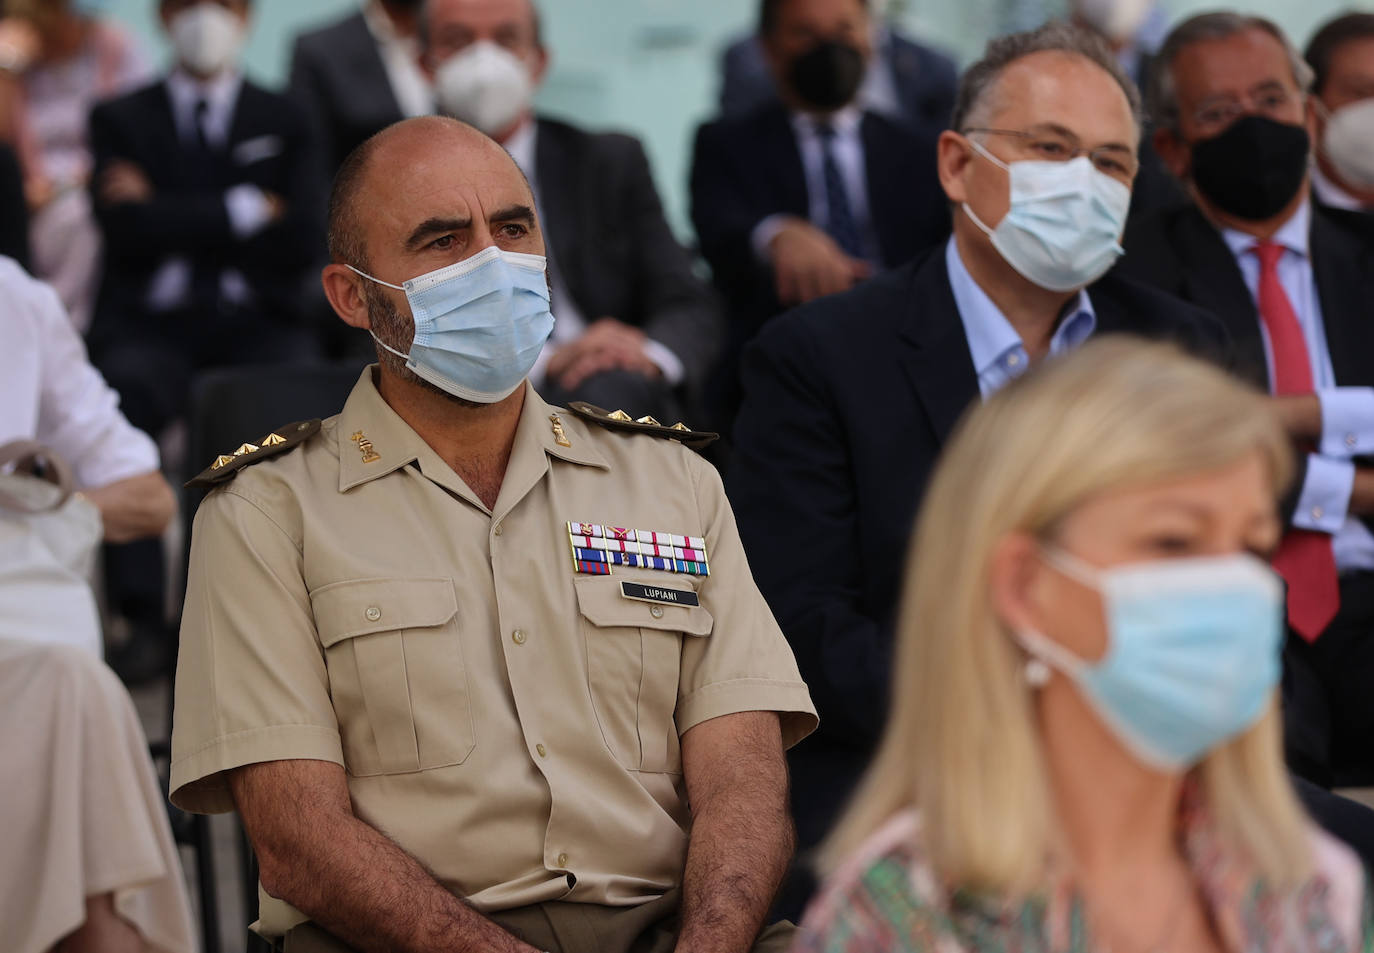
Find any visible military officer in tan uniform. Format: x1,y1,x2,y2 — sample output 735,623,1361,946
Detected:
169,115,818,953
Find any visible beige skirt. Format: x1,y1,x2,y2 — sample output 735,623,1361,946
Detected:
0,639,196,953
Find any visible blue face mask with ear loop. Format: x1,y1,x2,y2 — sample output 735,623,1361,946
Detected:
348,245,555,403
1014,546,1284,771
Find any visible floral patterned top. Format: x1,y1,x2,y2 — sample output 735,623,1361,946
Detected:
793,802,1372,953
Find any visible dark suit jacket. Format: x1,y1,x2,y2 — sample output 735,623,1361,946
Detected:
87,77,319,347
691,104,949,415
727,246,1228,846
718,29,958,136
534,117,722,394
289,11,403,174
0,143,29,268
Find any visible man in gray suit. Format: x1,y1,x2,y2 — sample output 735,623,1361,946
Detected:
290,0,432,174
420,0,722,425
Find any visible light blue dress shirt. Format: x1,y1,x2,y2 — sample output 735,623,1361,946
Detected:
1220,199,1374,571
946,237,1097,398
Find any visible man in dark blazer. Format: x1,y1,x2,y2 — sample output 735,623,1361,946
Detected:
421,0,721,423
728,22,1232,918
1116,12,1374,788
289,1,430,176
717,18,959,137
691,0,949,426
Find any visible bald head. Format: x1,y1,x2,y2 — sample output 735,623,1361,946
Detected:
327,116,533,270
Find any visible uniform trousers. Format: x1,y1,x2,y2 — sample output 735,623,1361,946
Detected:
281,888,794,953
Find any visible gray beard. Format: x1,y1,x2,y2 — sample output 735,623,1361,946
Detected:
363,283,489,411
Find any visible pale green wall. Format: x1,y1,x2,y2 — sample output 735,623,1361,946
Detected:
100,0,1358,237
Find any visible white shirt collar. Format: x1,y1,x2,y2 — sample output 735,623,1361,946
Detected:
1220,197,1311,261
503,116,538,184
790,104,864,140
362,0,407,48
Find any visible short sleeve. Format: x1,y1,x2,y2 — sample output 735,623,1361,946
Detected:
169,486,343,814
675,452,817,748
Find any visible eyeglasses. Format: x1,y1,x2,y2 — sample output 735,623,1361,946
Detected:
1190,86,1300,134
961,127,1139,182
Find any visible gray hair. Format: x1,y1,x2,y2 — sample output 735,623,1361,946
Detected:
952,20,1143,133
1149,12,1315,133
415,0,544,57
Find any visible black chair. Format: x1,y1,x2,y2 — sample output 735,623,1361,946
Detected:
165,360,365,953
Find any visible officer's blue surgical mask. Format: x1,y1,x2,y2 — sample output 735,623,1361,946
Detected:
349,245,555,404
962,140,1131,293
1015,547,1284,771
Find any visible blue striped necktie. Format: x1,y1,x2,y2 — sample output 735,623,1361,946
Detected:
816,121,863,259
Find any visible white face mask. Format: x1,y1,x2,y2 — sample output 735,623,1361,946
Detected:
169,3,245,78
434,41,534,138
1074,0,1152,43
962,139,1131,293
1322,98,1374,191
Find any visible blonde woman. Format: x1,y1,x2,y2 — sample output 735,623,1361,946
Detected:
793,338,1371,953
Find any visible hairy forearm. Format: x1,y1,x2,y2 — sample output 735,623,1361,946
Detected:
231,760,536,953
676,712,793,953
83,471,176,543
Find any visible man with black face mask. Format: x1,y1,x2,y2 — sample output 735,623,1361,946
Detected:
1117,11,1374,790
690,0,948,427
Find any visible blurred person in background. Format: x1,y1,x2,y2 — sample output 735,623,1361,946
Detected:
692,0,949,428
86,0,320,681
0,0,150,331
716,0,958,137
421,0,722,424
1305,12,1374,214
289,0,432,177
792,338,1371,953
1119,12,1374,788
728,20,1229,920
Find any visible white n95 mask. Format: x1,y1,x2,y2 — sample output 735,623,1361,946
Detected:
349,245,554,403
169,2,245,77
1323,99,1374,191
963,140,1131,293
434,41,534,137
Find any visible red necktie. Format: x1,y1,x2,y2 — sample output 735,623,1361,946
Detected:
1253,240,1339,641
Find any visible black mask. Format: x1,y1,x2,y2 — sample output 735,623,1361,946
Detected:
787,40,864,112
1189,115,1310,221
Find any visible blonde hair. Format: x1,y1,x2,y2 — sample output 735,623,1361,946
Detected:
820,337,1309,891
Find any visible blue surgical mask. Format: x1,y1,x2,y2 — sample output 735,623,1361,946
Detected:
349,245,554,403
1016,547,1284,770
963,140,1131,293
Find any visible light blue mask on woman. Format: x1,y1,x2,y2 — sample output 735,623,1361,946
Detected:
1016,548,1284,770
349,245,554,403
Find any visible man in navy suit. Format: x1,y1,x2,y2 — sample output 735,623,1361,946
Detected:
690,0,950,425
727,21,1232,917
86,0,320,680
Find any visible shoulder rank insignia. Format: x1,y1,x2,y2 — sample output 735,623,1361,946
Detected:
565,402,718,451
185,419,322,489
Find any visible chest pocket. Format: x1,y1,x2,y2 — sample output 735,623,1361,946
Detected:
574,574,713,774
311,577,475,777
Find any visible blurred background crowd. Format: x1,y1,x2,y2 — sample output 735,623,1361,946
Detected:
7,0,1374,950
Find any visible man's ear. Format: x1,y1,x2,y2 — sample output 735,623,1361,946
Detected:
321,264,372,330
937,130,974,204
988,532,1050,636
1152,125,1190,182
530,46,550,87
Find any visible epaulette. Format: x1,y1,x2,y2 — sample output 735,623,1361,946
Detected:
185,419,322,489
567,402,718,451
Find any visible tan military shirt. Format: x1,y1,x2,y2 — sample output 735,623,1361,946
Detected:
170,368,817,937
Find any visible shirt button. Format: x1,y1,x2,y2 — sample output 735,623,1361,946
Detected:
1347,434,1358,448
536,743,547,758
1007,353,1022,367
493,523,503,536
556,852,569,868
650,606,665,619
364,606,382,622
512,629,526,645
1312,506,1325,521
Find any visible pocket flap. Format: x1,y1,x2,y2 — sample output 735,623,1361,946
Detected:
573,574,713,637
311,577,457,647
